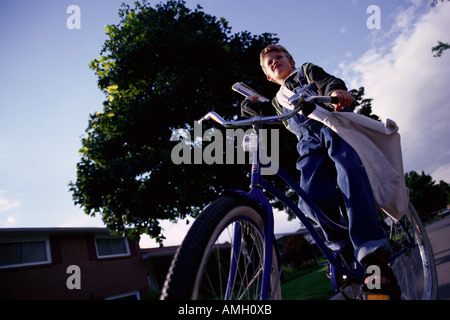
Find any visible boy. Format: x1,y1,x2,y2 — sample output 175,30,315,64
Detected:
241,44,400,299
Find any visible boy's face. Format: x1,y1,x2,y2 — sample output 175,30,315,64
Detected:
263,51,295,85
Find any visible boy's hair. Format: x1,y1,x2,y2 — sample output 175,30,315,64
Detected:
260,44,294,76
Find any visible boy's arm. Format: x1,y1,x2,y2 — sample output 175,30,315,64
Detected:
303,63,347,95
241,98,276,118
303,63,353,110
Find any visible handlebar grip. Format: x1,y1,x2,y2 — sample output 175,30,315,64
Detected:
330,96,339,104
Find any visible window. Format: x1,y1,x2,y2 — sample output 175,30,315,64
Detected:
95,237,130,258
0,238,51,269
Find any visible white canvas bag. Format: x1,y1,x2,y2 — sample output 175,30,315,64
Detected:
277,85,410,220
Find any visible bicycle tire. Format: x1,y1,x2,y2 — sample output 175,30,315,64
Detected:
160,196,282,300
386,201,438,300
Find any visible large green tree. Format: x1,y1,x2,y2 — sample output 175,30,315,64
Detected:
69,0,283,244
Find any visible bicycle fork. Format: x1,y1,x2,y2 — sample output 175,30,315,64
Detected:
224,189,275,300
225,125,276,300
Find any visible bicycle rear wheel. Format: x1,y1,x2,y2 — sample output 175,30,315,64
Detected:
385,201,438,300
160,196,282,300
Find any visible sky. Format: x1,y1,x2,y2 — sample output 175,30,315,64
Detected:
0,0,449,248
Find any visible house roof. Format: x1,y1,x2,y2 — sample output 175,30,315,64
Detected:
0,227,118,239
141,245,180,258
140,242,232,259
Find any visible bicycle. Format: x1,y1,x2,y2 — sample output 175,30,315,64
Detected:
160,89,438,300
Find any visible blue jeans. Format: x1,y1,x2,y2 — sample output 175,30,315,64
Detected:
288,113,391,263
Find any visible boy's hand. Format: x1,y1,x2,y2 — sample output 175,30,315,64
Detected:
331,90,354,111
246,95,259,103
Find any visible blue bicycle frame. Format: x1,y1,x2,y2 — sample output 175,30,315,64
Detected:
223,123,364,299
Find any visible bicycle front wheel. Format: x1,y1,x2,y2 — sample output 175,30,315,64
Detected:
160,196,282,300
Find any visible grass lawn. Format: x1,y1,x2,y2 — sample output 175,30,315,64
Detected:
281,263,336,300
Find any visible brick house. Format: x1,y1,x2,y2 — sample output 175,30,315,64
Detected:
0,228,150,300
0,226,325,300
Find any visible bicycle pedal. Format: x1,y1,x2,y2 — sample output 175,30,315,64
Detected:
365,293,390,300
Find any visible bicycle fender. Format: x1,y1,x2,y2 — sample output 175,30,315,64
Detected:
219,189,260,207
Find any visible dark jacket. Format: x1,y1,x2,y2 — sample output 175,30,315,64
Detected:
241,62,348,119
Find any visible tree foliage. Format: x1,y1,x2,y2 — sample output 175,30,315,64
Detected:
405,170,449,220
432,41,450,57
69,0,282,244
348,87,380,121
431,0,450,57
431,0,449,7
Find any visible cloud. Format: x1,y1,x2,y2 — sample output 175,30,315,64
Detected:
6,216,15,224
0,193,20,212
0,216,16,228
339,2,450,183
0,192,18,227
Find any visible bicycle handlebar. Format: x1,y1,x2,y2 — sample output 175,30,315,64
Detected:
197,95,339,127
